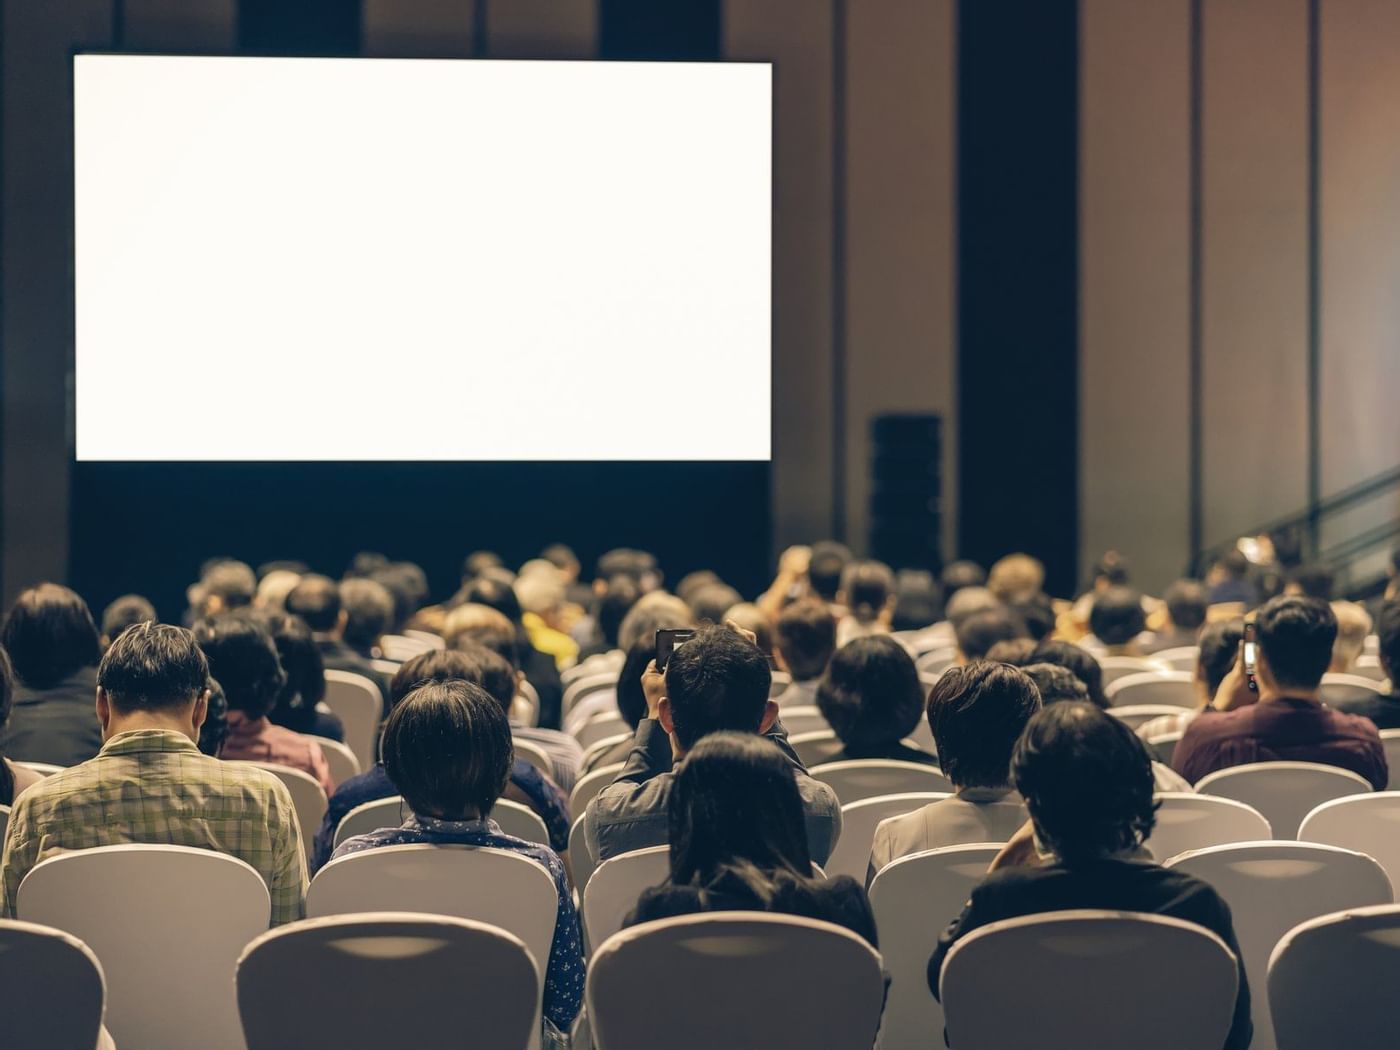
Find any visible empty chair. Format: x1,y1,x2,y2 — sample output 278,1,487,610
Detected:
512,738,554,780
809,760,953,805
583,845,670,954
378,633,434,662
787,729,838,769
561,673,619,722
1195,761,1373,839
492,799,551,847
1110,703,1197,730
17,844,271,1050
308,735,361,787
1319,673,1385,706
916,647,958,677
334,795,407,849
322,669,382,772
777,706,832,736
1167,841,1393,1050
588,913,885,1050
1268,903,1400,1050
237,912,539,1050
1099,656,1170,688
940,910,1240,1050
0,918,108,1050
869,844,1002,1050
1351,655,1388,683
250,762,328,865
1382,729,1400,790
1151,645,1200,673
1148,793,1272,863
823,792,950,882
574,712,628,751
1145,730,1183,767
1105,671,1195,708
1298,792,1400,892
570,762,624,821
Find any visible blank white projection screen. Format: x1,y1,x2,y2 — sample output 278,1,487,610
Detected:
73,55,771,461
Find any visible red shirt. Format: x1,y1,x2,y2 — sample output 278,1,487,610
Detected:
221,712,335,796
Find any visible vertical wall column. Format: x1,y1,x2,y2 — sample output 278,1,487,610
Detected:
123,0,235,46
362,0,477,56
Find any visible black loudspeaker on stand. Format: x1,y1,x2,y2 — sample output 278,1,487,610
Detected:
868,414,943,572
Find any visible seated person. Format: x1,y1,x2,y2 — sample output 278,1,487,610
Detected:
1136,620,1245,742
1207,549,1257,608
869,663,1040,882
311,649,571,872
984,637,1038,666
809,636,939,766
255,610,344,743
0,648,45,804
585,624,841,865
987,553,1045,605
625,731,877,947
1028,639,1110,708
1081,586,1151,656
2,623,306,923
579,638,655,775
928,701,1251,1050
1174,596,1387,789
773,599,838,709
835,560,896,647
1329,601,1373,673
195,615,335,796
99,594,157,649
954,607,1027,664
1141,579,1207,654
338,577,395,662
285,574,390,710
331,680,582,1035
1328,598,1400,728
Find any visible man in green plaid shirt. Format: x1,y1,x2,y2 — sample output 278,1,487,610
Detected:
1,622,307,924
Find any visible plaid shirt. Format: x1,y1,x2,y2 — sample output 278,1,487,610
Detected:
1,729,308,925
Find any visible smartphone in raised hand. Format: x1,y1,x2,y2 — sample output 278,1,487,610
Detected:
655,628,696,672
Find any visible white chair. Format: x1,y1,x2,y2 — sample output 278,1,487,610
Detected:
561,672,620,722
238,912,538,1050
1145,730,1183,767
1105,670,1195,708
563,688,619,738
308,735,360,788
1110,703,1196,730
402,628,445,650
569,814,598,894
369,657,400,679
1320,672,1385,706
1363,634,1380,656
322,669,383,772
335,796,408,848
575,712,628,751
582,845,670,955
14,761,65,777
494,799,551,847
823,792,950,882
513,738,554,780
769,669,793,698
512,680,541,727
1268,903,1400,1050
569,762,624,821
1351,655,1388,683
869,844,1002,1049
904,716,937,756
940,910,1240,1050
1298,792,1400,893
1382,729,1400,790
0,917,109,1050
18,844,270,1050
916,647,958,677
563,650,624,686
378,633,434,662
775,705,831,737
788,729,839,769
1150,645,1200,672
1148,792,1272,863
1167,841,1393,1050
1195,761,1374,839
249,763,328,865
1099,655,1170,688
588,912,884,1050
810,760,953,805
579,732,631,772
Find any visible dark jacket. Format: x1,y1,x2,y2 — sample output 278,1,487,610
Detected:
0,667,103,767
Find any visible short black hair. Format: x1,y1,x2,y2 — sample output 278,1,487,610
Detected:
1009,593,1056,641
255,611,326,730
100,594,158,644
339,578,395,651
1089,587,1147,646
1013,701,1157,862
1288,563,1336,601
98,622,209,712
197,560,256,611
459,576,523,624
382,680,513,821
808,541,853,602
1378,599,1400,680
985,638,1039,666
1256,595,1336,691
676,571,723,604
1218,549,1250,579
192,615,287,719
940,560,987,599
1020,663,1089,706
595,575,641,648
595,548,659,587
926,663,1042,789
664,624,772,750
1029,639,1108,708
371,563,429,632
817,636,925,749
1091,553,1131,587
284,574,342,632
891,570,942,632
841,560,895,624
956,607,1028,661
541,543,579,574
1,583,102,689
448,640,518,713
1197,619,1245,698
1163,579,1208,631
775,599,837,681
345,551,391,578
198,675,229,757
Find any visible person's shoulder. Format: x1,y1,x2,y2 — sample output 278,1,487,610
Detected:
1324,704,1385,739
484,831,568,883
1180,705,1256,740
794,770,841,811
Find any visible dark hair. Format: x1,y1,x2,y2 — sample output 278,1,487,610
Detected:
0,647,14,803
891,570,942,632
100,594,158,645
459,576,523,625
689,583,744,625
198,676,230,757
841,560,895,624
1020,663,1089,706
1288,563,1336,601
1163,579,1208,632
986,638,1039,666
808,542,853,603
595,548,659,587
284,575,342,633
1218,549,1250,579
371,563,428,633
382,680,513,821
448,640,518,713
1256,595,1336,691
340,578,395,651
817,636,925,749
192,615,286,719
1090,553,1131,587
775,599,837,681
390,648,484,710
1089,587,1147,646
345,551,391,578
1009,593,1056,641
956,607,1028,661
541,543,579,574
668,732,812,885
462,550,505,580
927,663,1042,789
664,625,772,750
255,611,327,733
1197,619,1245,699
1378,599,1400,680
99,622,210,712
1012,701,1157,863
1,584,102,689
941,560,987,600
676,571,723,604
595,575,641,648
616,638,656,730
1029,639,1108,708
258,560,309,580
197,560,256,612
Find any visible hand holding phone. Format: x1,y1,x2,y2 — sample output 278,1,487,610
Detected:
1242,621,1258,692
655,628,696,672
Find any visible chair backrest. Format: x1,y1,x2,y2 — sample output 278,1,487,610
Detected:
1350,655,1388,683
1105,670,1195,708
1148,792,1272,863
869,844,1002,1050
810,760,953,805
1298,792,1400,894
401,629,445,650
903,716,937,756
0,917,108,1050
561,672,620,721
335,796,408,849
777,705,832,737
588,912,884,1050
1320,672,1385,706
569,762,624,821
582,845,670,955
1150,645,1200,672
574,712,628,751
788,729,838,768
307,735,361,788
14,761,65,777
769,669,793,698
513,680,541,727
249,763,327,865
1167,841,1394,1050
824,792,951,882
378,633,434,662
1268,903,1400,1050
322,669,383,772
237,912,538,1050
1363,633,1379,656
1382,729,1400,790
1145,730,1183,766
939,910,1240,1050
1195,761,1374,839
563,650,625,686
369,658,400,678
580,732,631,771
1109,703,1196,730
1099,655,1170,688
512,738,554,779
17,844,270,1050
569,814,598,893
494,799,551,847
915,647,958,677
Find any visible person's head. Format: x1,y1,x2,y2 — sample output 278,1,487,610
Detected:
817,636,925,749
940,560,987,602
370,562,429,632
442,603,517,654
1029,639,1108,708
988,553,1045,604
1008,593,1056,642
676,571,723,605
956,607,1028,663
1329,601,1372,672
616,638,658,730
462,550,505,582
389,648,486,711
254,570,302,611
198,676,229,757
668,732,812,884
1213,549,1250,583
723,603,773,656
191,615,286,720
96,622,210,740
1163,579,1208,634
594,575,641,649
284,574,343,634
257,611,326,716
617,592,695,652
1378,598,1400,682
1088,587,1147,648
926,662,1042,790
891,570,942,632
340,577,396,653
839,560,896,625
514,569,566,623
1285,563,1336,601
100,594,157,649
191,560,256,617
448,640,519,714
807,541,853,603
1253,595,1337,694
1088,552,1131,591
944,586,1000,629
1196,619,1245,706
381,680,512,821
458,575,523,625
1,583,102,689
660,624,775,752
1020,663,1089,706
774,599,837,682
689,583,745,626
985,638,1038,666
346,551,391,579
594,548,661,592
541,543,580,582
